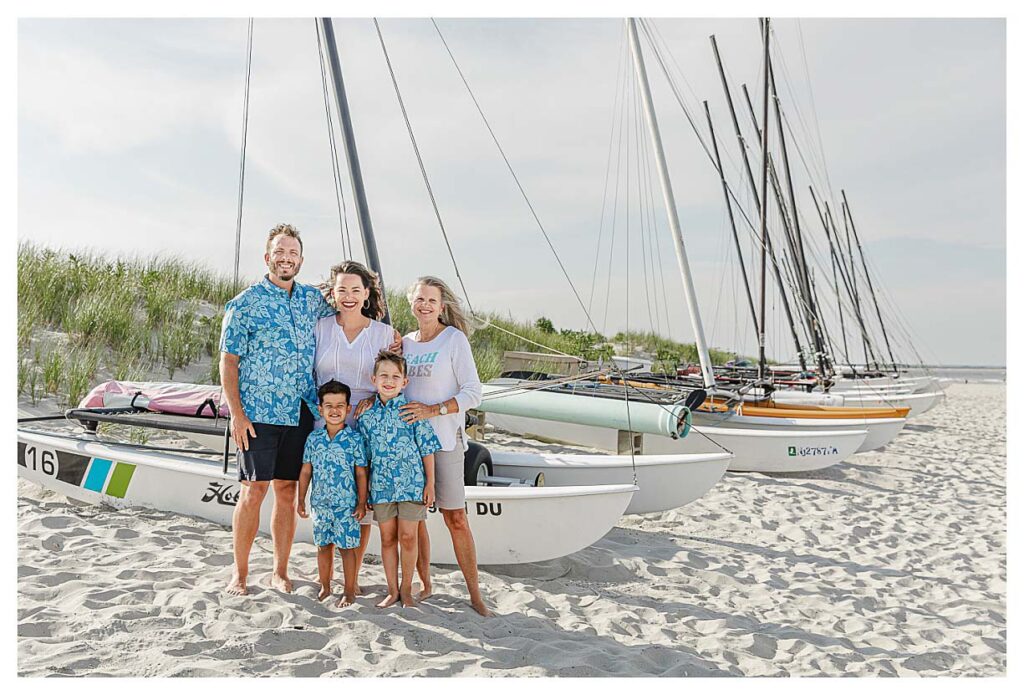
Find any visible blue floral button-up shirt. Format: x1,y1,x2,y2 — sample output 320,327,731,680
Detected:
357,393,442,504
220,276,334,426
303,426,368,510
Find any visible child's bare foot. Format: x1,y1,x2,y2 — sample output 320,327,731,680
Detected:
413,581,432,601
271,573,293,593
336,593,357,608
225,574,248,596
470,597,492,617
317,585,332,601
376,592,400,608
400,590,417,608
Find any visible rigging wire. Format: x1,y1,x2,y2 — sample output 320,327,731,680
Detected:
373,18,473,314
232,18,254,286
314,20,352,259
431,18,604,336
588,25,628,316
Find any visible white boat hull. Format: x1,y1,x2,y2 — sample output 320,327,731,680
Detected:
484,412,867,474
16,430,636,566
489,450,732,514
839,390,944,417
711,413,906,453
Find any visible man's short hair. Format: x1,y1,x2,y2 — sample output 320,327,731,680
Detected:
373,350,407,376
266,223,303,254
317,379,351,405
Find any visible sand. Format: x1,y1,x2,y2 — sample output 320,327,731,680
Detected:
17,382,1005,676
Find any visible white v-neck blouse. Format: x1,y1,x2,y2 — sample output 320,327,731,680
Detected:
313,316,394,424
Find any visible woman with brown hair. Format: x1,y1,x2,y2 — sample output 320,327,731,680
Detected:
312,260,400,594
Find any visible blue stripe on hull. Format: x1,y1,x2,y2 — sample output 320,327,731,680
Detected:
83,458,113,492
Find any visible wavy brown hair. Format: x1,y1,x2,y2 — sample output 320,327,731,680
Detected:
327,260,386,320
407,276,471,336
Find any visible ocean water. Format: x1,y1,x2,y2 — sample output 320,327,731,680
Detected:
904,367,1006,383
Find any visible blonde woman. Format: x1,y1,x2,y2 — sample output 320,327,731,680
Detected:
313,260,400,594
397,276,489,616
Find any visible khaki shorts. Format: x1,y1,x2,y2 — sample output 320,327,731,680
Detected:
373,501,427,522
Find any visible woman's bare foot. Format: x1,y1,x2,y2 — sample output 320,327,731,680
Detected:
336,593,357,608
317,585,332,601
271,573,293,593
354,584,364,597
376,592,400,608
413,581,432,601
400,589,417,608
470,597,492,617
225,574,248,596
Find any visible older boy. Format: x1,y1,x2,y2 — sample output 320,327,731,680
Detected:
297,380,368,607
358,351,440,608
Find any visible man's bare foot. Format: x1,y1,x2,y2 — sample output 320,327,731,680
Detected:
376,592,400,608
271,573,293,593
470,597,492,617
317,585,332,601
225,575,248,596
413,581,432,600
336,593,357,608
400,590,417,608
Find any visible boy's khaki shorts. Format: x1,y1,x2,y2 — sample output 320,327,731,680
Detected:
373,501,427,522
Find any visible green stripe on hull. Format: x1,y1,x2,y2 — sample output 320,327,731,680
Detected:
104,462,136,498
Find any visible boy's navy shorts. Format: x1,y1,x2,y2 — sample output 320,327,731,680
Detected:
236,403,315,482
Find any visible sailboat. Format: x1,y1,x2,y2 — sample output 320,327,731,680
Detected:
477,18,888,474
15,18,702,564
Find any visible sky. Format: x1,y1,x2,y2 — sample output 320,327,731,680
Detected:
17,17,1006,366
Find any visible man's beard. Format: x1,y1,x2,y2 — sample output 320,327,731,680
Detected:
271,260,301,280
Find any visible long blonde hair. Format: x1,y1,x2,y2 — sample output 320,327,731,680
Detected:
407,276,471,336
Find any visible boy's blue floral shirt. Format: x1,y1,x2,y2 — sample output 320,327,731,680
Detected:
302,426,368,510
357,393,442,504
220,276,334,426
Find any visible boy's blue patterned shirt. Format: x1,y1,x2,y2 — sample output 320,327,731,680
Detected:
302,426,368,510
220,276,334,426
357,393,442,504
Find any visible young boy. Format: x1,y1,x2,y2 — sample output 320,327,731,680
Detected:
297,380,368,607
358,351,441,608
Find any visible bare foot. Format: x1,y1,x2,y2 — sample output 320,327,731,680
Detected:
354,584,364,597
317,585,332,601
413,581,432,601
470,597,492,617
336,593,357,608
400,589,418,608
376,592,400,608
271,573,293,593
225,575,248,596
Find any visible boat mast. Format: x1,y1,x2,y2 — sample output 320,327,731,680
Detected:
318,17,391,324
703,100,759,336
842,190,898,373
627,18,715,389
739,81,815,368
767,57,832,383
755,18,771,382
710,33,806,371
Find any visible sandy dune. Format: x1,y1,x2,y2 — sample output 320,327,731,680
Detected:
17,382,1005,676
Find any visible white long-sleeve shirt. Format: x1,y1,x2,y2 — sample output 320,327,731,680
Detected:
402,326,482,452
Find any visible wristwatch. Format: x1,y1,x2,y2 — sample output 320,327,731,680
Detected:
438,402,449,416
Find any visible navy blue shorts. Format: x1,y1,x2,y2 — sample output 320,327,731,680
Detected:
236,403,315,482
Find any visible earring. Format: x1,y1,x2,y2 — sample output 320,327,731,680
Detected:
363,299,370,309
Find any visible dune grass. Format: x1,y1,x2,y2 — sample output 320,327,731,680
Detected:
18,242,244,404
19,242,742,403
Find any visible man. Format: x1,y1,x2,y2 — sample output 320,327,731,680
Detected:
220,223,333,596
